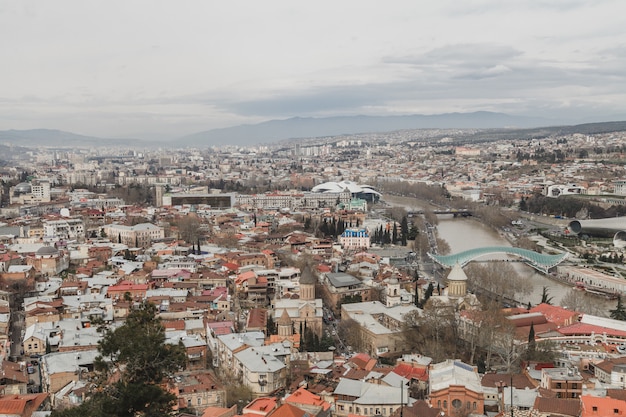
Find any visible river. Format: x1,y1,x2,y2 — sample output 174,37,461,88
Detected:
437,216,568,306
382,195,615,315
437,216,617,316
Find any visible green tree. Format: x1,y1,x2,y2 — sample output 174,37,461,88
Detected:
52,302,187,417
610,296,626,321
540,287,553,305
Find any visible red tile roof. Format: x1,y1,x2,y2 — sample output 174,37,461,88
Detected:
559,322,626,338
285,387,331,411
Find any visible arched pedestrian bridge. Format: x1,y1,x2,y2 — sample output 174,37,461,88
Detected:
428,246,568,274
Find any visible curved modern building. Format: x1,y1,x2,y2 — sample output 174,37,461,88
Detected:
567,217,626,247
311,180,381,202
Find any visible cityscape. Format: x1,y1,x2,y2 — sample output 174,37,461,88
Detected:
3,1,626,416
0,122,625,417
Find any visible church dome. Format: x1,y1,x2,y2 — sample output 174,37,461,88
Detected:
37,245,59,256
299,266,317,285
447,263,468,281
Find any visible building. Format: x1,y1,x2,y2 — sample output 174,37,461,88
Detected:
540,367,583,399
321,272,371,316
44,218,85,240
273,267,323,339
25,245,69,276
332,378,412,417
614,180,626,196
339,228,370,250
103,223,165,248
428,360,484,416
234,347,288,397
340,301,420,358
10,179,51,204
170,371,226,413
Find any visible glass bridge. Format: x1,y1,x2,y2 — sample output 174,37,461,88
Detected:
428,246,569,274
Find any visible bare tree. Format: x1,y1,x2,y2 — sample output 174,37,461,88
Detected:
560,289,604,316
465,262,531,303
338,318,366,353
403,298,458,362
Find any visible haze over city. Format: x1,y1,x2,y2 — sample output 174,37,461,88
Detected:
2,0,626,141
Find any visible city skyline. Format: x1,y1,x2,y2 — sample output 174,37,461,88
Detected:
2,0,626,140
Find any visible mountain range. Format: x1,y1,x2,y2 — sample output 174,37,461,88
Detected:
1,112,625,148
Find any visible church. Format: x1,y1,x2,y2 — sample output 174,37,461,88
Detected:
431,262,481,311
273,266,324,339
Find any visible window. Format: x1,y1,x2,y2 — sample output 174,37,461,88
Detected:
615,409,619,414
473,402,477,410
187,399,192,407
443,401,447,409
438,401,441,408
198,398,202,405
452,399,462,409
592,406,598,412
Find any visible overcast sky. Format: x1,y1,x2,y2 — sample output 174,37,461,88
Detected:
2,0,625,139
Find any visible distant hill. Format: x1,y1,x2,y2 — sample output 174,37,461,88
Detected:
3,115,626,149
177,111,556,147
0,129,142,148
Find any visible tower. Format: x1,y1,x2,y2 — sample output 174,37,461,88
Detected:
446,263,468,298
299,266,316,301
277,309,293,337
386,276,402,307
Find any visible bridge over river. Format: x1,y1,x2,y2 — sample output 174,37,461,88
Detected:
428,246,569,274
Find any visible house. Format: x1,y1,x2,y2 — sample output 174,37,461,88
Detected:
234,345,288,397
540,367,583,399
284,386,331,417
332,377,412,417
581,394,626,417
0,393,49,417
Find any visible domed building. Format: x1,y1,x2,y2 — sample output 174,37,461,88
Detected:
26,244,69,276
311,180,381,202
273,266,323,339
13,182,32,195
10,179,51,204
428,263,481,312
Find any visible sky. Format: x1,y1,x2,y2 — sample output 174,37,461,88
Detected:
2,0,626,140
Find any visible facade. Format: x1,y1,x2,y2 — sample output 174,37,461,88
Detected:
322,272,371,315
170,372,226,413
428,360,484,416
332,378,411,417
10,180,51,205
339,228,371,250
236,190,351,210
614,180,626,196
340,301,419,357
103,223,165,248
273,267,323,339
44,218,85,240
540,367,583,399
544,184,585,198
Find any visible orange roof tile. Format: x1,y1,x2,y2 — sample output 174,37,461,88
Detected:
285,387,331,411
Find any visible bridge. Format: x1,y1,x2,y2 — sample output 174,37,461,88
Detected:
428,246,569,274
407,209,472,217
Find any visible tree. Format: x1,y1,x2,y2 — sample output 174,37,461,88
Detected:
400,216,409,246
52,302,187,417
338,318,365,353
540,287,553,305
403,298,458,362
610,296,626,321
560,289,603,316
